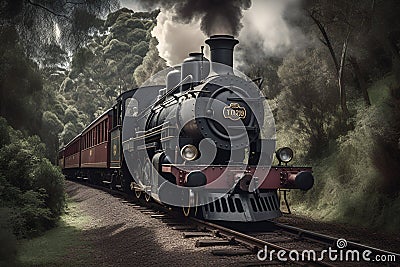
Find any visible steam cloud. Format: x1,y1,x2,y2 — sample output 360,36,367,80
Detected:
123,0,307,66
238,0,307,62
151,10,207,66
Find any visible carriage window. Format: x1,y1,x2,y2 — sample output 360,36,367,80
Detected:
104,119,108,141
118,102,122,125
125,98,138,117
113,106,118,127
91,130,94,147
97,125,100,144
102,122,104,142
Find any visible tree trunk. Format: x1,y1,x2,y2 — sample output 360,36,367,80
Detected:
309,13,339,70
349,56,371,106
338,31,350,118
310,12,350,118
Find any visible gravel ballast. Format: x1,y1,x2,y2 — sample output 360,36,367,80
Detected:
65,181,258,267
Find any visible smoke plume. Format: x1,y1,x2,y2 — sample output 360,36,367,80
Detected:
123,0,307,66
135,0,251,36
129,0,251,65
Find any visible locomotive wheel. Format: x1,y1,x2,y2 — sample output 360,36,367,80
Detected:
144,192,151,202
182,204,198,217
110,172,117,190
182,206,195,217
134,188,142,199
182,190,198,217
142,160,153,202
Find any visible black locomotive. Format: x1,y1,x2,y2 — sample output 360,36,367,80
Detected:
60,35,314,222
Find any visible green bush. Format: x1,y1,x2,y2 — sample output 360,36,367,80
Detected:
290,98,400,232
0,117,65,238
10,190,52,237
33,159,65,220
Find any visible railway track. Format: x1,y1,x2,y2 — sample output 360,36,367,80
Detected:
71,180,400,266
189,218,400,266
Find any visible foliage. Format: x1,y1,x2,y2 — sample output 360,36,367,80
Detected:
290,76,400,232
59,8,161,124
305,0,400,109
0,27,43,135
0,0,120,57
33,159,65,219
0,27,70,162
274,47,341,159
133,37,167,86
236,0,400,232
0,1,126,158
0,118,65,238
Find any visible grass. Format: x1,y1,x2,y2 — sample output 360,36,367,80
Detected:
17,200,92,267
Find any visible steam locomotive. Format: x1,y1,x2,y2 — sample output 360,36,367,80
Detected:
59,35,314,222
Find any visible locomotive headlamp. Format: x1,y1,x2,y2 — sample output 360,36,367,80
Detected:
181,145,199,161
276,147,293,165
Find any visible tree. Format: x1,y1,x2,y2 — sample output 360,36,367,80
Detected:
0,30,43,134
276,47,340,157
0,118,65,237
61,122,79,145
0,0,120,56
60,8,160,122
368,0,400,83
241,56,283,99
134,38,167,86
0,1,122,160
307,0,400,112
309,7,351,117
41,111,64,162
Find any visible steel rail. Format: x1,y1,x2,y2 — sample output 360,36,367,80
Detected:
189,217,335,267
272,221,400,262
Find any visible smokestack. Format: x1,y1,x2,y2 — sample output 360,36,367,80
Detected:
205,35,238,75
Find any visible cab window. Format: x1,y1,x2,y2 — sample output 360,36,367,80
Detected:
125,98,138,117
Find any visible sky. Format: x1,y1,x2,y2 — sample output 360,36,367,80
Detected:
120,0,146,12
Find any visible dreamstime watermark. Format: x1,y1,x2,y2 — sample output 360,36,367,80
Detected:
257,238,398,263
